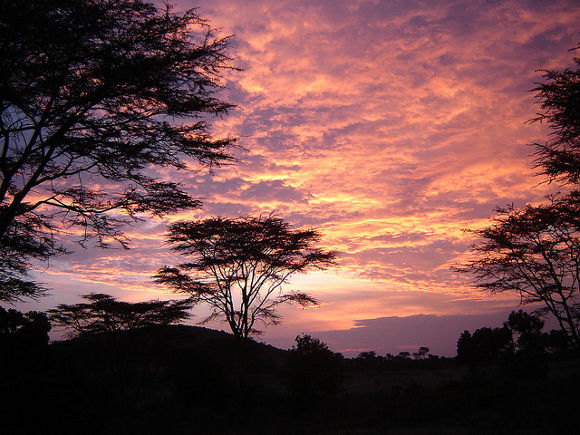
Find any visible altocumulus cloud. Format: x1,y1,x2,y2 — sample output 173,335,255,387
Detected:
23,0,580,353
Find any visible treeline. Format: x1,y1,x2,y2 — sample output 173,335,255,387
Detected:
1,301,577,377
457,310,571,363
2,301,580,434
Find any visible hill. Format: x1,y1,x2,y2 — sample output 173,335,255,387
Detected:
1,325,579,434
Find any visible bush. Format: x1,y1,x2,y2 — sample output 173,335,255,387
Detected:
285,334,344,397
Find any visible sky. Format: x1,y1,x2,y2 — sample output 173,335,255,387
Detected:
18,0,580,356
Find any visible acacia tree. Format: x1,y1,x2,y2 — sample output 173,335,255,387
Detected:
413,346,430,360
0,0,237,302
458,46,580,349
530,45,580,185
461,197,580,348
48,293,192,336
155,215,337,341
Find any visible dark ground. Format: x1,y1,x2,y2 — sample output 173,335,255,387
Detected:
1,325,578,434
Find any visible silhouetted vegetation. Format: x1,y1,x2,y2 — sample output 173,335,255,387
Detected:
530,44,580,185
453,310,580,384
156,215,337,341
1,321,577,434
2,4,579,432
456,326,513,363
456,310,573,363
0,307,50,362
414,346,430,359
0,0,237,302
285,334,344,397
507,309,546,354
458,46,580,350
47,293,192,336
0,305,577,434
0,306,50,343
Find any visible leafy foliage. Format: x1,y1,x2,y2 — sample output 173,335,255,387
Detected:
0,306,51,347
531,45,580,185
456,311,572,364
0,0,237,301
156,215,337,340
456,326,513,363
285,334,344,397
47,293,192,336
506,309,545,353
458,46,580,349
459,195,580,347
0,306,51,376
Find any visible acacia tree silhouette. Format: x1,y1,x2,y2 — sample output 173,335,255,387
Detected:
0,0,237,302
47,293,193,404
48,293,192,336
413,346,430,360
530,45,580,185
155,215,337,342
457,46,580,350
460,197,580,347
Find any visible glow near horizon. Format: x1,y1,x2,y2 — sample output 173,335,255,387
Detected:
17,0,580,353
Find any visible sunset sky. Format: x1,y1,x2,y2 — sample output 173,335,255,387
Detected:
20,0,580,356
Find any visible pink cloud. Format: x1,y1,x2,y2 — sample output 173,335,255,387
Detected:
17,0,580,352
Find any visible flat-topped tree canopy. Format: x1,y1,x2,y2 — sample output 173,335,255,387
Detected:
156,215,337,340
0,0,238,302
48,293,193,337
457,196,580,348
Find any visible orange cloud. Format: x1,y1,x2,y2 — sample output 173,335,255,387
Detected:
24,0,580,353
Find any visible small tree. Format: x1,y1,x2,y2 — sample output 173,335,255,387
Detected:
458,196,580,348
0,307,51,348
0,307,51,372
0,0,237,302
356,350,384,370
48,293,192,336
456,326,513,363
285,334,343,397
397,351,411,360
413,346,430,360
155,215,337,341
47,293,193,402
357,350,378,360
506,310,545,354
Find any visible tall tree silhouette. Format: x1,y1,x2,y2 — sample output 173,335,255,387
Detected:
458,46,580,349
155,215,337,341
0,0,237,302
